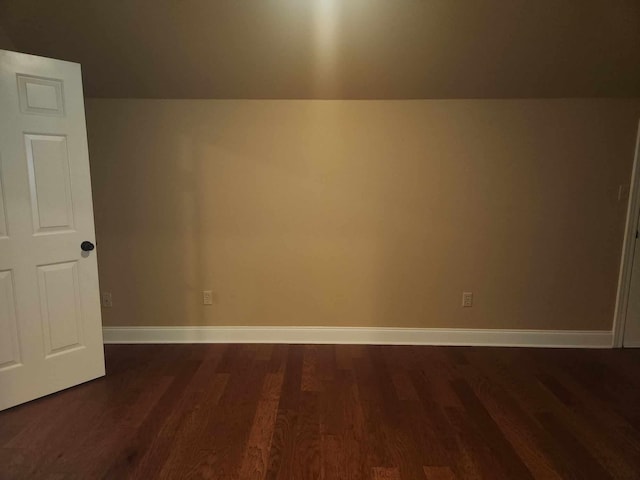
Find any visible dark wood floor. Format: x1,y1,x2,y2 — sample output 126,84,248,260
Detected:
1,345,640,479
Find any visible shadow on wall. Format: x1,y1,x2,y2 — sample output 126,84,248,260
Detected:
0,26,15,50
88,103,203,328
86,99,640,331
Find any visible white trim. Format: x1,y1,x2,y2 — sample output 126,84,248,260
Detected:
103,326,613,348
613,120,640,347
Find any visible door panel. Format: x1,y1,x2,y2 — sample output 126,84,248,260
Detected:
624,235,640,347
0,270,20,370
0,50,105,410
17,74,65,116
0,171,7,238
26,134,75,232
37,261,83,356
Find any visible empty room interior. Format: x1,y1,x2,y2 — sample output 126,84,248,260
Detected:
1,1,640,479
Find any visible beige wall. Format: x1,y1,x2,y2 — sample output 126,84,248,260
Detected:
0,26,15,50
86,99,640,330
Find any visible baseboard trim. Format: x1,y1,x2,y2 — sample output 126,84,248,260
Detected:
102,326,613,348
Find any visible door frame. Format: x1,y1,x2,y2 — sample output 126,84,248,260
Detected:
613,119,640,347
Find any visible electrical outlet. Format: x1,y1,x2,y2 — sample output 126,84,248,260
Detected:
203,290,213,305
101,292,113,308
462,292,473,308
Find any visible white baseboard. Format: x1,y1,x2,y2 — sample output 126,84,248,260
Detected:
102,326,613,348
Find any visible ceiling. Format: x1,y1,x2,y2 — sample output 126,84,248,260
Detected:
1,0,639,99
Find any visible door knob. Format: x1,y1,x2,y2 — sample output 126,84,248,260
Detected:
81,241,95,252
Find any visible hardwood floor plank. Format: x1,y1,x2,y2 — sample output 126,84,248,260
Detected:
275,345,304,411
264,409,297,480
157,373,229,479
322,434,342,479
461,369,564,480
423,466,457,480
264,346,304,480
102,356,204,479
445,406,510,479
536,411,614,480
239,373,284,480
372,466,401,479
189,346,269,480
408,368,473,472
1,344,640,479
527,351,640,479
390,371,420,402
484,348,639,479
351,353,394,470
323,366,368,480
302,346,325,393
288,391,322,480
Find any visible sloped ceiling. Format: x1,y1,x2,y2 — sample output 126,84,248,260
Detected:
1,0,639,99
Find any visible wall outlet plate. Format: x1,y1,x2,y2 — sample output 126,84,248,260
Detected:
101,291,113,308
462,291,473,307
203,290,213,305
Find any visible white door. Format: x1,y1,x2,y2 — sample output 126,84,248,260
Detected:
0,50,105,410
624,219,640,347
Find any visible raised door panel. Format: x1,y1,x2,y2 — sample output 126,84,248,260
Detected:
17,75,65,116
25,134,75,234
0,270,21,370
37,261,84,356
0,162,7,238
